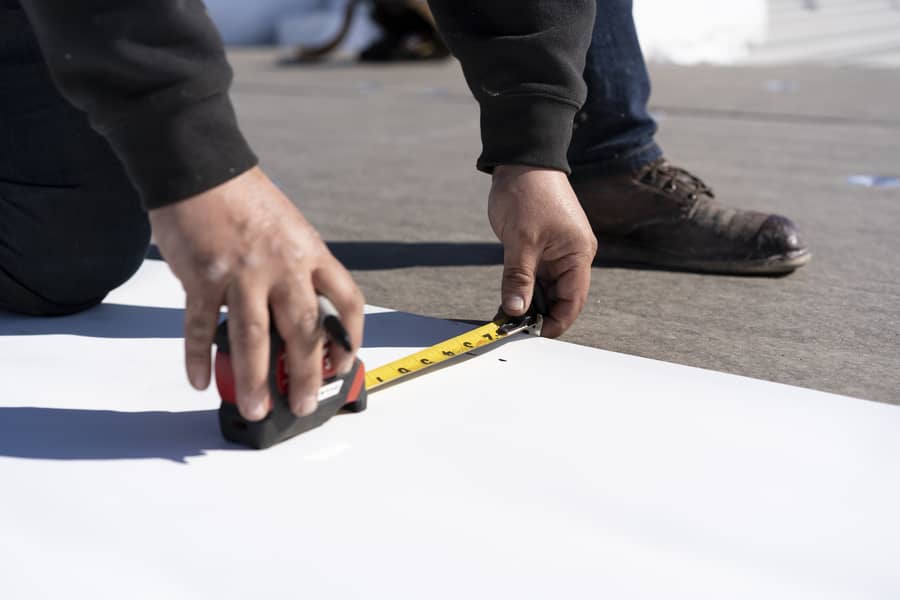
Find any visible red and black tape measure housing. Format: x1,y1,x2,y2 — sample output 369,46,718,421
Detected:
213,320,367,449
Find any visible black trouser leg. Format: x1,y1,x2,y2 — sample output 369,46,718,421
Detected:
0,1,150,316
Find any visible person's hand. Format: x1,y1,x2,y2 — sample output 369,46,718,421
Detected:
149,167,364,421
488,165,597,338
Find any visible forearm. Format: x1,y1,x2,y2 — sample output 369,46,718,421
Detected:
428,1,595,174
19,0,257,209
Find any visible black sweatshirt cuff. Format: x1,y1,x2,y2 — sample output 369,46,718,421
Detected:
102,93,258,210
476,94,580,175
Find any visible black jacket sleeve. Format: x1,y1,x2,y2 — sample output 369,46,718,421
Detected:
428,1,595,174
19,0,257,209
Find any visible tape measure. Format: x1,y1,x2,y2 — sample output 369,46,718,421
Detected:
365,314,541,391
214,287,547,448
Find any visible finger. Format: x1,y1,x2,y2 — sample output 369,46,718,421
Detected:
183,292,223,390
226,283,272,422
270,282,323,417
313,260,365,375
501,241,540,316
540,255,592,338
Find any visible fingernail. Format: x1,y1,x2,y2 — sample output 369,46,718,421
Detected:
190,370,206,390
245,396,268,421
505,295,525,313
299,395,318,417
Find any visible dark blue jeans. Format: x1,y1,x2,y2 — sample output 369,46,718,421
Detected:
569,0,664,176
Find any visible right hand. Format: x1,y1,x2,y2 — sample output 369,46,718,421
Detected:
149,167,364,421
488,165,597,338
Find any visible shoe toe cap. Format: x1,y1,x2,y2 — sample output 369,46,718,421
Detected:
755,215,807,257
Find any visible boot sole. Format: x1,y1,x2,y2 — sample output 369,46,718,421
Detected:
594,236,812,276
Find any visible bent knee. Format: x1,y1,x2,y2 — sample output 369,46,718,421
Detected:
0,230,150,317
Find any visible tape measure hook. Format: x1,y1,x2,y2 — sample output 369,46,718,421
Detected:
526,314,543,336
497,313,543,337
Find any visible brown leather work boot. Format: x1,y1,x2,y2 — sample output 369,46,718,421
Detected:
570,159,811,274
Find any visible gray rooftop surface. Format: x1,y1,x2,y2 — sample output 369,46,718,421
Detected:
227,49,900,405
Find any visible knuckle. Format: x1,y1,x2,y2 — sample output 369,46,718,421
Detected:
184,315,214,341
514,230,541,248
349,287,365,312
296,371,320,393
293,365,319,385
184,316,215,346
196,254,232,285
185,348,209,363
503,267,534,287
233,319,267,346
570,229,597,253
290,362,321,394
559,252,591,272
296,309,320,336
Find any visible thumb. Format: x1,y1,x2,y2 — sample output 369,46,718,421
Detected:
501,243,539,316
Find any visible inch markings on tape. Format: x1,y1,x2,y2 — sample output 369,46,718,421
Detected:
365,320,531,391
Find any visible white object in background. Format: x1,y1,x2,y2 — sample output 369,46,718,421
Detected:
633,0,768,64
740,0,900,67
1,260,899,599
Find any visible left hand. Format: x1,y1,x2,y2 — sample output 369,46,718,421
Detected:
488,165,597,338
149,167,364,421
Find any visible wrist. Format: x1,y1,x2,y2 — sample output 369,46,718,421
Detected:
492,165,567,184
148,166,265,216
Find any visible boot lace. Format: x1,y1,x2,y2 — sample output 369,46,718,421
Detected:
637,160,715,201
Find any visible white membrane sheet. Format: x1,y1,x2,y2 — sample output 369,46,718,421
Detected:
1,260,898,599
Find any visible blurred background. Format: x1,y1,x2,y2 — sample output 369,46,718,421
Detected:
203,1,900,403
203,0,900,66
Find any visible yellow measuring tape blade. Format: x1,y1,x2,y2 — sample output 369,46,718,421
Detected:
365,321,509,391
